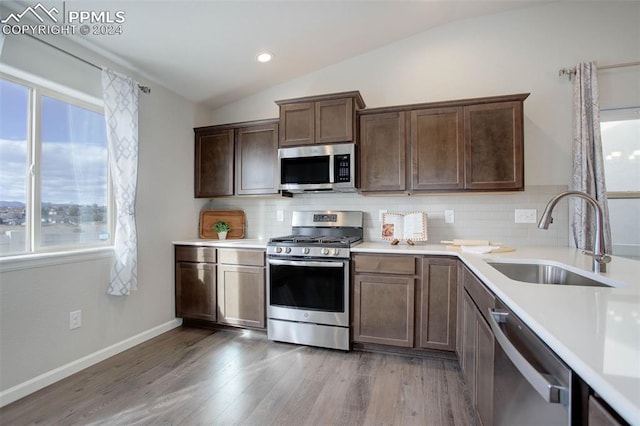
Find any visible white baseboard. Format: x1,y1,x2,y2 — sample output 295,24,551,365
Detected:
0,318,183,407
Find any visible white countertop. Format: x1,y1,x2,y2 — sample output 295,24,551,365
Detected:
173,238,269,249
172,239,640,423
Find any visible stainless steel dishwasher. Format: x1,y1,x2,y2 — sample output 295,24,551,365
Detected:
489,300,573,425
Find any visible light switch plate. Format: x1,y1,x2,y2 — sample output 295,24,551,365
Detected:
515,209,537,223
445,210,455,224
277,210,284,222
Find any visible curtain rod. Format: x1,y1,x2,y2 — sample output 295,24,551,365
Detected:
24,34,151,94
559,60,640,78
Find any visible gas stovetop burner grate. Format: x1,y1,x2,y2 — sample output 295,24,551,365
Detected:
268,235,362,246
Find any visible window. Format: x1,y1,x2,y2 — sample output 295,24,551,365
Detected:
0,74,111,256
600,107,640,259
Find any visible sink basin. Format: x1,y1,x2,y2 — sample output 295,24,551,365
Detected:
486,261,612,288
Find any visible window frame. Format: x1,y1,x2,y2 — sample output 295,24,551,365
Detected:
0,70,114,257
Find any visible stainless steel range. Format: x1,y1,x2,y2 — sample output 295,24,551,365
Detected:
266,210,363,351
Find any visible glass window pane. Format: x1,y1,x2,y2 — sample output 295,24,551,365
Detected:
0,78,29,255
601,117,640,192
40,95,109,248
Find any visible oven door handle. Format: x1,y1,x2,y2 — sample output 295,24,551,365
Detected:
488,308,568,405
268,258,344,268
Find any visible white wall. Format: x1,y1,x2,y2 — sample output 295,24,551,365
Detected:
207,1,639,255
0,29,211,402
210,2,640,187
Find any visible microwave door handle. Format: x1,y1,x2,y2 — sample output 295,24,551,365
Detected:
268,259,344,268
488,308,568,405
328,154,335,183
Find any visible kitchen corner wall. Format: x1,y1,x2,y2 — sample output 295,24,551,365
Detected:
209,185,569,247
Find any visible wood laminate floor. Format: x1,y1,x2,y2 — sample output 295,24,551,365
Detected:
0,327,476,425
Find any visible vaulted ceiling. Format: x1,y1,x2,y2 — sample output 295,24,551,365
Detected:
5,1,550,108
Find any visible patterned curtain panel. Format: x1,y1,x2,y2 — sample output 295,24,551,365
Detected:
102,68,139,296
571,62,612,253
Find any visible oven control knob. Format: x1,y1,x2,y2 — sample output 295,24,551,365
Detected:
302,247,310,255
321,248,329,255
284,247,292,254
275,247,282,253
333,248,340,256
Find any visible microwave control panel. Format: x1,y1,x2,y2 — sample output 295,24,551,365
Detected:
334,154,351,182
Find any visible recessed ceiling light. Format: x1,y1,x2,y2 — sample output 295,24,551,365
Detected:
256,52,273,63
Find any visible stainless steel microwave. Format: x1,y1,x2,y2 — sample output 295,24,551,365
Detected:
278,143,356,193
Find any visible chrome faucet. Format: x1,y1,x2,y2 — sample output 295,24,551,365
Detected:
538,191,611,273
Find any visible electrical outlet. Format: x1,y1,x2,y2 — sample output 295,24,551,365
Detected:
515,209,537,224
69,310,82,330
276,210,284,222
445,210,455,224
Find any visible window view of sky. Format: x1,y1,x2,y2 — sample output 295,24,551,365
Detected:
0,78,108,206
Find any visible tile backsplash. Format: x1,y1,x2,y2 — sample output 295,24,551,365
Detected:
208,185,570,247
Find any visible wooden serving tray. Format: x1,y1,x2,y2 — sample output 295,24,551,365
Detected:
199,210,246,239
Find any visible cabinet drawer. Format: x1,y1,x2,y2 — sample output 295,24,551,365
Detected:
175,245,216,263
354,254,416,275
463,266,495,323
218,249,265,266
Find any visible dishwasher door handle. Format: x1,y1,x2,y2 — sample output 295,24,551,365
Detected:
489,308,568,405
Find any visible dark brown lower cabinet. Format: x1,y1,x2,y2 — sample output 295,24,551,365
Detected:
475,310,494,426
217,249,266,329
352,254,417,347
352,254,457,352
459,265,495,426
353,274,415,347
175,246,217,322
589,395,626,426
175,246,266,330
417,257,457,351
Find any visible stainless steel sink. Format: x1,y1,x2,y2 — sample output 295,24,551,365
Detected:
486,261,612,288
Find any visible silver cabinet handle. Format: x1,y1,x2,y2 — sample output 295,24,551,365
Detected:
488,308,568,405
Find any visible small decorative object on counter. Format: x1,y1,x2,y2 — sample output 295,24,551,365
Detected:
213,221,231,240
381,211,427,245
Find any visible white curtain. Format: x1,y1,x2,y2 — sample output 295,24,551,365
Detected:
571,62,612,253
102,68,139,296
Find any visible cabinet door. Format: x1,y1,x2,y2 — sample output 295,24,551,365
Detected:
353,274,415,347
588,395,625,426
279,102,314,147
464,101,524,190
410,107,464,191
315,98,353,144
217,264,265,329
194,128,234,197
176,262,216,322
359,112,407,192
475,311,494,426
417,258,457,351
461,291,477,402
235,123,279,195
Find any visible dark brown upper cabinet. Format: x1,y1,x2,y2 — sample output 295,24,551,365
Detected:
194,119,279,198
358,93,529,193
359,111,407,192
411,107,465,191
194,127,234,197
276,91,366,147
464,100,524,190
235,123,279,195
